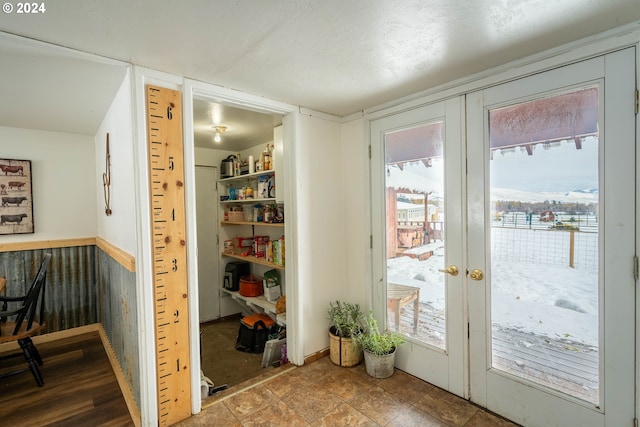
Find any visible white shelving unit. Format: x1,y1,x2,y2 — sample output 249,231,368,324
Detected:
221,289,286,326
218,159,285,325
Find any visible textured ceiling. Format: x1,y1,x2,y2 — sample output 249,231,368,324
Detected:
0,0,638,139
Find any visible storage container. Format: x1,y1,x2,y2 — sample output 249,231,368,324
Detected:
243,205,253,221
239,274,263,297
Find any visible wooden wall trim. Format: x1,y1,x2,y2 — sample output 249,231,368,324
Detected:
0,324,100,353
95,237,136,272
0,237,136,273
0,237,96,252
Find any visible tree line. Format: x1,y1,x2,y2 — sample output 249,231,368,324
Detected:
493,200,597,215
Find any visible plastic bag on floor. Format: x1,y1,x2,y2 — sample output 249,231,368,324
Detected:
200,370,214,399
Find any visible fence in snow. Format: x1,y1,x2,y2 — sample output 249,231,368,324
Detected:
491,227,598,273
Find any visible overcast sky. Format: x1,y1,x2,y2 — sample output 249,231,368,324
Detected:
490,137,598,193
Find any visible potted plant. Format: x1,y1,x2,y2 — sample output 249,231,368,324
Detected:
355,310,405,378
327,300,363,367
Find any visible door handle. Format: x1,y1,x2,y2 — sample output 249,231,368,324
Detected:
438,265,459,276
469,269,484,281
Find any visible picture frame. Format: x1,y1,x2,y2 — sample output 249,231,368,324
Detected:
0,159,34,234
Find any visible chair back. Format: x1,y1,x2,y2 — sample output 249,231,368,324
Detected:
12,253,51,335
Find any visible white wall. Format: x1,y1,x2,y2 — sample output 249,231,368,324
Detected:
341,117,371,307
0,125,96,242
94,69,136,255
294,112,346,358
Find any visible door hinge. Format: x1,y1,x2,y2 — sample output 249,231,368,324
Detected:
368,145,372,159
467,322,470,339
635,89,639,115
634,417,638,427
370,235,373,249
634,255,639,281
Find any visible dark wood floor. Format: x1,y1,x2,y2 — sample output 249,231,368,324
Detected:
0,331,133,426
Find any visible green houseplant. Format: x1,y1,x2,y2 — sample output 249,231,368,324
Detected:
355,310,405,378
327,301,364,367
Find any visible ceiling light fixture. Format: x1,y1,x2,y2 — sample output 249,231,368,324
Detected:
213,125,227,143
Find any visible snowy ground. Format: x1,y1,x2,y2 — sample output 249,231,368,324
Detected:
387,231,599,347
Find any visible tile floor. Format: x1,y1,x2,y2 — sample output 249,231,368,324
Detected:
178,356,520,426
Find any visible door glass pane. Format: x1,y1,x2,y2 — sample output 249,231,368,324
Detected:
489,87,599,404
384,121,446,349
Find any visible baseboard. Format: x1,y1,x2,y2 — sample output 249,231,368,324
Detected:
0,323,100,353
304,347,330,365
97,324,141,427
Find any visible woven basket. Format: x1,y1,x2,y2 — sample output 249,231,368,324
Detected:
329,331,363,367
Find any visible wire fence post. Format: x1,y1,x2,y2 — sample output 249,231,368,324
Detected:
569,230,575,268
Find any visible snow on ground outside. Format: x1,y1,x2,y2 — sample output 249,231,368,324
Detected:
387,234,598,347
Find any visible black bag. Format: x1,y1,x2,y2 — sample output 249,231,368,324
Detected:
235,316,274,353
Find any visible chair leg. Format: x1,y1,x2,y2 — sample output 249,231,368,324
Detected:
19,338,44,387
23,337,43,366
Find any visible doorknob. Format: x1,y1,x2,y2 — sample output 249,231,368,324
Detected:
438,265,459,276
469,269,484,281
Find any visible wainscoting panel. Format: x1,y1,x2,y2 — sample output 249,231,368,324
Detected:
97,247,140,407
0,246,98,333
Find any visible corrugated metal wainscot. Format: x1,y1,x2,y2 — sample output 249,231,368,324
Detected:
96,247,139,408
0,246,98,332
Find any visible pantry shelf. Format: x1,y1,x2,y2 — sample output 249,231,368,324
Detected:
221,252,285,270
221,288,286,326
221,221,284,227
219,169,275,184
220,197,276,205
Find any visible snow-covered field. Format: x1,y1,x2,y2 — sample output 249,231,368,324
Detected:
387,229,599,347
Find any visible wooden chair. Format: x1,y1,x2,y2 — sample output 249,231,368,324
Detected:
0,253,52,386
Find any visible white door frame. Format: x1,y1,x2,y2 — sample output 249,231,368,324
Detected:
370,97,467,397
366,29,639,427
182,78,299,414
466,48,636,426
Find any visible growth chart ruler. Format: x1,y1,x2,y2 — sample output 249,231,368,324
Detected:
145,84,191,426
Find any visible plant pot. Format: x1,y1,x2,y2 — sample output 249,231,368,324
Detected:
329,329,362,367
363,347,396,378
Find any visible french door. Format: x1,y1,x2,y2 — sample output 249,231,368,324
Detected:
467,48,635,426
371,97,466,396
372,47,636,426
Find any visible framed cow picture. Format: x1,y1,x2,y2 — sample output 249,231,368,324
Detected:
0,159,33,234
